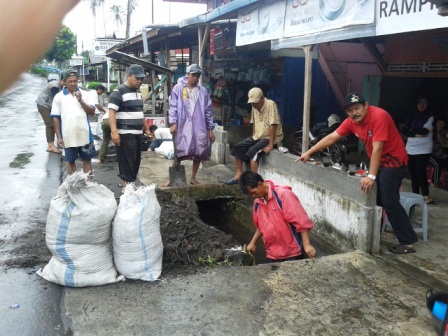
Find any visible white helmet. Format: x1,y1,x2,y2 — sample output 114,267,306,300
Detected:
327,114,341,128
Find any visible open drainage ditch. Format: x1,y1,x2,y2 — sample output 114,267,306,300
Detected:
196,198,333,265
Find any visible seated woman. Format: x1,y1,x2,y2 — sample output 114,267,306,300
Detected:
428,119,448,187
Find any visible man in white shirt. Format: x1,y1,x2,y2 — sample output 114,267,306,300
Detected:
51,70,96,176
148,125,172,151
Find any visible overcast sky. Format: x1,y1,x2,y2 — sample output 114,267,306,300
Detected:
63,0,207,52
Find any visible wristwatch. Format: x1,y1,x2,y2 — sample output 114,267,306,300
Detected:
367,174,376,181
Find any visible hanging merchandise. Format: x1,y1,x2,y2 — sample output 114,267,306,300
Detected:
213,76,230,102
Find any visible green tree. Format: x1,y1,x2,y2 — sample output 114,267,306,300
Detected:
45,26,77,67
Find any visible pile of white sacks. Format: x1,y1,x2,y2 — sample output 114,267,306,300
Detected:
37,172,163,287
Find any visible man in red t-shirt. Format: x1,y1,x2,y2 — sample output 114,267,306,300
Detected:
297,92,418,254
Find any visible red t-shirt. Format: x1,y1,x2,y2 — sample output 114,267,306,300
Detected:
336,106,408,168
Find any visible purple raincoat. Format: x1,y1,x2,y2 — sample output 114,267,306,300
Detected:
169,76,214,160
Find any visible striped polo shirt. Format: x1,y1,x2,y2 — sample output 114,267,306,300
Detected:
108,84,144,134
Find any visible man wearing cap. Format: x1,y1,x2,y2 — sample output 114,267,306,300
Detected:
226,87,284,185
108,64,151,190
51,70,97,176
297,92,418,254
36,73,66,154
166,63,215,186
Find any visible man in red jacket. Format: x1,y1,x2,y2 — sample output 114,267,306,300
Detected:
298,92,418,254
239,171,316,262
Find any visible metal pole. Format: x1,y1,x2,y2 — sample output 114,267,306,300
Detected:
152,0,154,24
198,26,203,86
302,45,313,152
82,57,85,87
107,58,110,91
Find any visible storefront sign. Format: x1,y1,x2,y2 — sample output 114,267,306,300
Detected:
375,0,445,36
284,0,375,38
93,39,121,56
236,0,286,46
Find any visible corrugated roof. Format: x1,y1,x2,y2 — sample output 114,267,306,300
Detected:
179,0,261,27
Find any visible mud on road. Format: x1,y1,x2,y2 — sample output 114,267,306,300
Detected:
1,186,242,278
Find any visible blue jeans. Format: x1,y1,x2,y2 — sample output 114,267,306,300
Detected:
377,166,418,245
150,139,172,151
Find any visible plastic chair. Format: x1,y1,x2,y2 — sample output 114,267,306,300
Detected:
427,164,447,188
382,192,428,241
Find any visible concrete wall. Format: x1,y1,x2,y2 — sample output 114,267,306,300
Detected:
258,151,382,254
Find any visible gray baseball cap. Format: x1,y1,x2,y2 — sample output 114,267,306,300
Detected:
127,64,146,78
188,64,202,74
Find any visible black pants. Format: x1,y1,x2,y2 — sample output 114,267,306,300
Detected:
231,137,271,163
408,154,431,196
377,166,418,245
116,133,142,182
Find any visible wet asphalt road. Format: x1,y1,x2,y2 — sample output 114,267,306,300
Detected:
0,74,70,336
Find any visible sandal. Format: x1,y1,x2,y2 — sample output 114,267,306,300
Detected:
388,244,416,254
424,196,433,204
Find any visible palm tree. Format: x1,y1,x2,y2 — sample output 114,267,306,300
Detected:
88,0,99,38
125,0,139,39
110,4,125,33
97,0,107,37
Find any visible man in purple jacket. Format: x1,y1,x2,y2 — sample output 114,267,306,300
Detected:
165,64,215,186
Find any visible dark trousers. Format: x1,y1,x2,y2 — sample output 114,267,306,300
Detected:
98,118,111,161
408,154,431,196
231,137,270,163
116,133,142,182
377,166,418,245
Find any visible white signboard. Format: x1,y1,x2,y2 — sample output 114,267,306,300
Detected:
93,39,121,56
284,0,375,37
69,57,83,66
236,0,286,46
375,0,447,36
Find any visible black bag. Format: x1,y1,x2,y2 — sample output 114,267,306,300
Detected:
141,135,150,151
426,289,448,335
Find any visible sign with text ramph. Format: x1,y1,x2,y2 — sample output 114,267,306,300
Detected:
93,39,121,56
236,0,286,46
284,0,374,38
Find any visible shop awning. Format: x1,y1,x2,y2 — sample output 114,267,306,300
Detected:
108,51,173,76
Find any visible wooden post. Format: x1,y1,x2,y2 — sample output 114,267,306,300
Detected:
302,45,313,152
198,25,203,86
151,69,156,116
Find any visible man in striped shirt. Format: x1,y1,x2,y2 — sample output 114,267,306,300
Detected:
108,64,151,190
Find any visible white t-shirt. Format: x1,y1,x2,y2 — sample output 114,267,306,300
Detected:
51,88,96,148
406,116,434,155
155,127,172,139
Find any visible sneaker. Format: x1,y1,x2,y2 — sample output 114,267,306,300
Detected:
424,196,433,204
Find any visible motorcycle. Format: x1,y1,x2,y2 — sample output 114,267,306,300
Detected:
290,114,348,165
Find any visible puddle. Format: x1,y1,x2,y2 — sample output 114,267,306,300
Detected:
9,153,33,169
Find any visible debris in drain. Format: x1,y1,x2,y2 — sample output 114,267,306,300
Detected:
157,190,246,276
224,246,255,266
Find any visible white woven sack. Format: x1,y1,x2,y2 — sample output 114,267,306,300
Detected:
154,140,174,159
113,184,163,281
37,172,124,287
